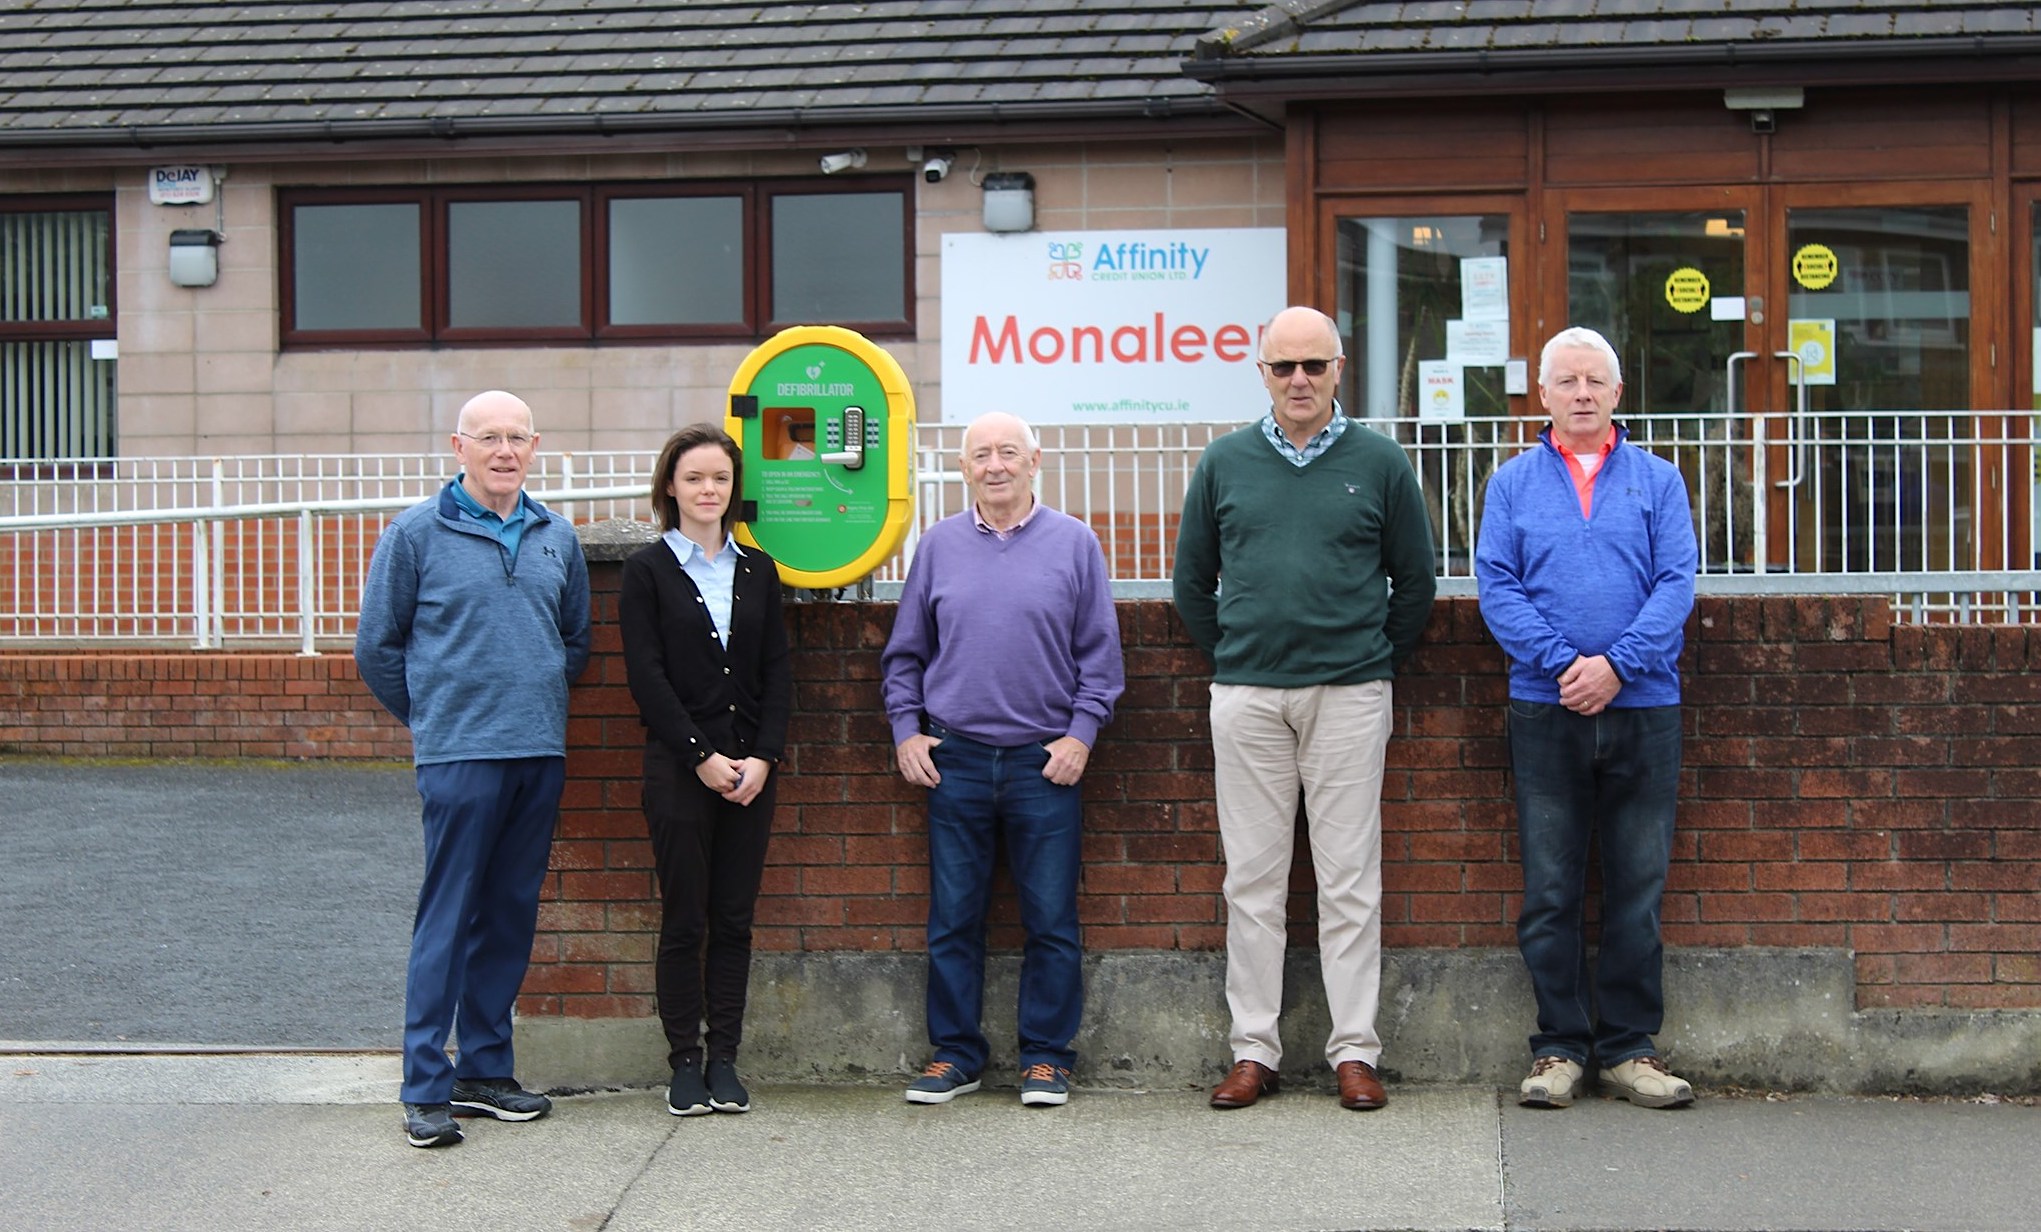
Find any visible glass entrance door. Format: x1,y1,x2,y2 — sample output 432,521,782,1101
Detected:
1326,199,1523,574
1776,203,1972,573
1564,202,1756,571
1561,187,1993,577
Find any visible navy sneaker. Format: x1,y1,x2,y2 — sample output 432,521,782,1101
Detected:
449,1077,551,1122
706,1058,751,1113
667,1064,711,1116
403,1102,463,1148
1019,1063,1071,1107
904,1060,980,1105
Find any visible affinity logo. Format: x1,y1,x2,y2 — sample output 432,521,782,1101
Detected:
1046,238,1211,283
1047,240,1085,281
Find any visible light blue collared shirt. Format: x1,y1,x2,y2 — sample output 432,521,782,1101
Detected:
449,474,529,559
663,529,744,648
1259,406,1349,467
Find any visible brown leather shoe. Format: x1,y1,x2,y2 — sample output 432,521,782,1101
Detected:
1209,1060,1279,1109
1337,1060,1387,1110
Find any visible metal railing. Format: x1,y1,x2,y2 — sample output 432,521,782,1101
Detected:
4,412,2039,649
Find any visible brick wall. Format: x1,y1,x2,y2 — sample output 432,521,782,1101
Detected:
4,578,2036,1013
0,650,407,759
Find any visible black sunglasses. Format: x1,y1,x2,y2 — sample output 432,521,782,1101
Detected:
1261,359,1335,378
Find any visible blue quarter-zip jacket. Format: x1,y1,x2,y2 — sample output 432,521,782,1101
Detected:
1474,426,1697,707
355,481,592,764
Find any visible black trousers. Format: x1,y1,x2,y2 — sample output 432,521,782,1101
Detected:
641,741,776,1071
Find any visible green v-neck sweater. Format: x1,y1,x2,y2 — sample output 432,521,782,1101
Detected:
1172,421,1437,687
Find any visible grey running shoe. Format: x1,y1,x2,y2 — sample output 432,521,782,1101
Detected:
403,1102,463,1148
450,1077,552,1122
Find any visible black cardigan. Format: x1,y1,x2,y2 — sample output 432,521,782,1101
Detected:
618,538,792,766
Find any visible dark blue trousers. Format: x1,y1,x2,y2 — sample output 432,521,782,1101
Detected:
1508,702,1681,1067
401,756,564,1105
923,723,1085,1076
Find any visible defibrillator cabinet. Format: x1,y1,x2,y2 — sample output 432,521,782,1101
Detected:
724,326,916,589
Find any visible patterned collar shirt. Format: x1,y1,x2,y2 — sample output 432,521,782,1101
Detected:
1259,403,1350,467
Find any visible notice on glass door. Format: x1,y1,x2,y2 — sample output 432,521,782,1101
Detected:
1446,319,1509,366
1418,360,1465,422
1461,257,1508,321
1788,319,1836,386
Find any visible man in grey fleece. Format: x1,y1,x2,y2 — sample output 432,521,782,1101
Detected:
355,389,591,1148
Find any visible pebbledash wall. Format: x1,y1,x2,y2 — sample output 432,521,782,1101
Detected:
4,540,2040,1093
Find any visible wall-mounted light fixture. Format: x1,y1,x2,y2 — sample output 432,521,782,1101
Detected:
1723,86,1804,134
168,228,223,288
981,171,1035,234
818,148,867,175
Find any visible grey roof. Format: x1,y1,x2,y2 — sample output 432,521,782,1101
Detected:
3,1,2033,152
0,0,1264,148
1192,0,2041,78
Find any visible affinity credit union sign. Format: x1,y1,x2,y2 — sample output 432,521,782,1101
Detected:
939,228,1287,424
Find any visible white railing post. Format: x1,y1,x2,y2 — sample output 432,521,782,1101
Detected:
298,507,318,657
208,458,226,648
189,517,211,650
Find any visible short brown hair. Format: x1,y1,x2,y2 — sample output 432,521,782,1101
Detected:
649,423,743,537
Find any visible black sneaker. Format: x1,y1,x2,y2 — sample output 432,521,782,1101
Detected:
667,1064,711,1117
706,1058,751,1113
403,1102,463,1148
449,1077,551,1122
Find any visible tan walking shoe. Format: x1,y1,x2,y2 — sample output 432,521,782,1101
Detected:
1600,1055,1695,1108
1518,1055,1584,1108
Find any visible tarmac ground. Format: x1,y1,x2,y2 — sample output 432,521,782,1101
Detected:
6,758,2039,1231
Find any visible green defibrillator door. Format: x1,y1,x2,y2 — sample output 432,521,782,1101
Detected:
725,325,916,589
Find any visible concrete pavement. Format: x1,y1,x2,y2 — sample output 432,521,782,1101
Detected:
3,1051,2036,1232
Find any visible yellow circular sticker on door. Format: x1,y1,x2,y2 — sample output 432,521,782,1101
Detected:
1664,267,1710,314
1793,243,1839,290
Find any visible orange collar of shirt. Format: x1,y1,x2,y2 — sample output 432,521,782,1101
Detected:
1554,426,1618,517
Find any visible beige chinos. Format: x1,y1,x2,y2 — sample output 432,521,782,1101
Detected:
1210,678,1392,1071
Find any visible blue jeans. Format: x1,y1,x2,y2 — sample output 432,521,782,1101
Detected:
923,722,1084,1075
1507,702,1680,1067
402,756,564,1104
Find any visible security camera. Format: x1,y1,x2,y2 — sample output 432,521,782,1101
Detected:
922,153,954,184
818,149,867,175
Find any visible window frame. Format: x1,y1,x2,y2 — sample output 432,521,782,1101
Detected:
279,177,915,349
593,182,757,343
0,192,117,340
278,188,433,346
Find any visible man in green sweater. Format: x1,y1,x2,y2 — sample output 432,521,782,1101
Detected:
1172,305,1437,1113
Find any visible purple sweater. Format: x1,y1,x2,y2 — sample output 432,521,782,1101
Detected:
882,503,1124,748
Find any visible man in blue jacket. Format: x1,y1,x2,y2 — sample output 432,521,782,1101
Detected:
1475,327,1699,1112
356,389,591,1148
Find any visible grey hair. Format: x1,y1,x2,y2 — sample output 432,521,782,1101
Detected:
963,411,1040,454
1538,327,1622,387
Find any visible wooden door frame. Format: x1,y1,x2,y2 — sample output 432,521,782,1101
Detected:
1767,180,2004,570
1309,193,1533,426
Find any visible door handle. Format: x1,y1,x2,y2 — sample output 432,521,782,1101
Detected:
1724,351,1757,418
1772,350,1808,489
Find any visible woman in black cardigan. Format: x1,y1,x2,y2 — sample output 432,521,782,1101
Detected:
619,423,791,1118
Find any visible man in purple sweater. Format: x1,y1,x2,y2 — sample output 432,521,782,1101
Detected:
881,411,1124,1108
1475,326,1699,1111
